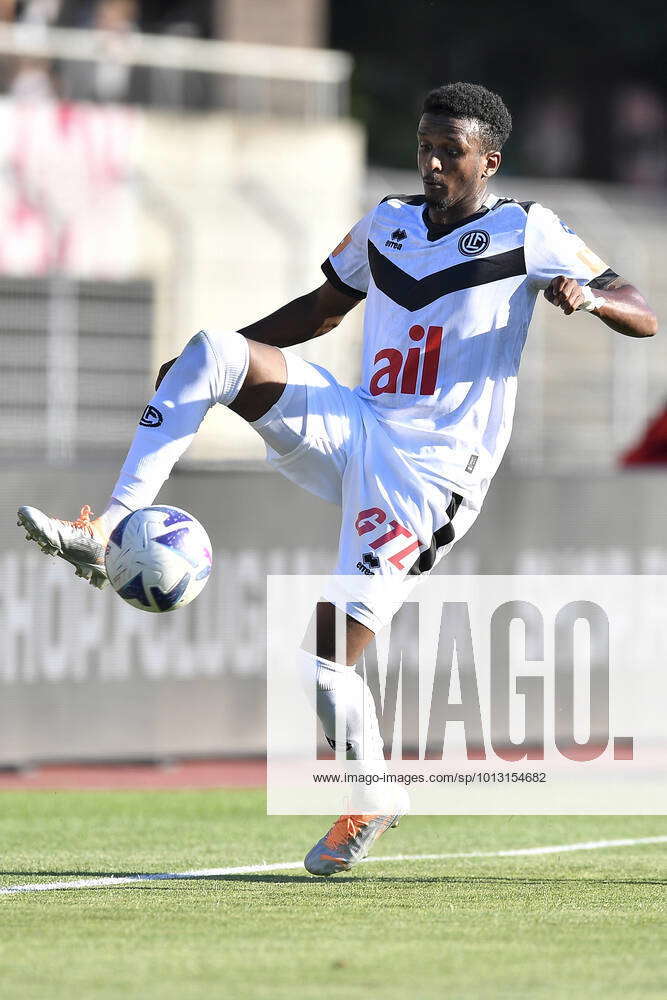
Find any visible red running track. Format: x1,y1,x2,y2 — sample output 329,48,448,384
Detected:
0,759,266,790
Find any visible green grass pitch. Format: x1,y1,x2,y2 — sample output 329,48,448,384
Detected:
0,790,665,999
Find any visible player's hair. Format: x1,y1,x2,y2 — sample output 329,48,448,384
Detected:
421,82,512,151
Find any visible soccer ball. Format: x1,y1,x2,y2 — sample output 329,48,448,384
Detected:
104,505,213,613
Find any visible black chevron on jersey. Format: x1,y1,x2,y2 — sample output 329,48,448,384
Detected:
367,240,526,312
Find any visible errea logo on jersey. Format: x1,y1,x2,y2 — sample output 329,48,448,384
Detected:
458,230,490,256
385,227,407,251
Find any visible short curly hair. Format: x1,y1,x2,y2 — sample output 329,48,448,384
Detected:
421,82,512,151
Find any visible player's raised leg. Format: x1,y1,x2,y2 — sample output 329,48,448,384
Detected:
18,330,288,586
18,277,359,584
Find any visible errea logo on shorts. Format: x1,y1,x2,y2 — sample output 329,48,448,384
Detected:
356,552,380,576
458,230,490,256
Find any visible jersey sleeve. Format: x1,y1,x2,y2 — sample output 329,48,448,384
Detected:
524,203,618,290
321,207,375,300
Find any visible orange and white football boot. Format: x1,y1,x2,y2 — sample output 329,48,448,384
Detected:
17,504,109,589
304,813,400,876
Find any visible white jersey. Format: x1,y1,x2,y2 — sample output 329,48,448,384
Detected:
323,193,615,506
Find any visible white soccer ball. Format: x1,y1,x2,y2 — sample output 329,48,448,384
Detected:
104,505,213,613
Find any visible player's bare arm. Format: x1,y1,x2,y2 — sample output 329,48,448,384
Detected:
220,279,361,421
239,278,360,348
154,278,360,419
231,279,361,421
544,274,657,338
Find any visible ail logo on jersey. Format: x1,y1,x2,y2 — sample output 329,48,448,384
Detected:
369,324,442,397
385,227,407,251
458,230,490,256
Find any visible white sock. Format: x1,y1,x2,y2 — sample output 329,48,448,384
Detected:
301,651,385,762
299,650,408,815
107,329,249,513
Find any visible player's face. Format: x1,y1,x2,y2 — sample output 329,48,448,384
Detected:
417,114,496,216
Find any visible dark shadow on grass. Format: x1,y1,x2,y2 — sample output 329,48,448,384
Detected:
96,873,667,892
0,871,341,886
3,872,665,889
0,873,345,889
83,873,667,888
357,875,667,887
187,872,667,886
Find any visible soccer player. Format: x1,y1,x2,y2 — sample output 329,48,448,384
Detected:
18,83,657,875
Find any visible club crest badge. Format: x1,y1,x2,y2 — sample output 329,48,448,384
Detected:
458,230,490,256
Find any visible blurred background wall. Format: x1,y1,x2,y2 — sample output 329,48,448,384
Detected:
0,0,665,763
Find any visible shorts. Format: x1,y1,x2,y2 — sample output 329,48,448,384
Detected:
251,350,480,634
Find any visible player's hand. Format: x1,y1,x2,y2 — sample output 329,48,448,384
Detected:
544,276,584,316
155,357,177,390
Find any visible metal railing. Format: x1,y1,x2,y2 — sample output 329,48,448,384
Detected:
0,275,153,465
0,23,352,117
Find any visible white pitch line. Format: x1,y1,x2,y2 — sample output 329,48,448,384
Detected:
1,835,665,896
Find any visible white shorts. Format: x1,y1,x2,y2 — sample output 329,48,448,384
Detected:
252,351,480,633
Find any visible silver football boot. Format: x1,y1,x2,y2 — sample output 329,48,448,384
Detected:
17,504,108,589
304,813,400,876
